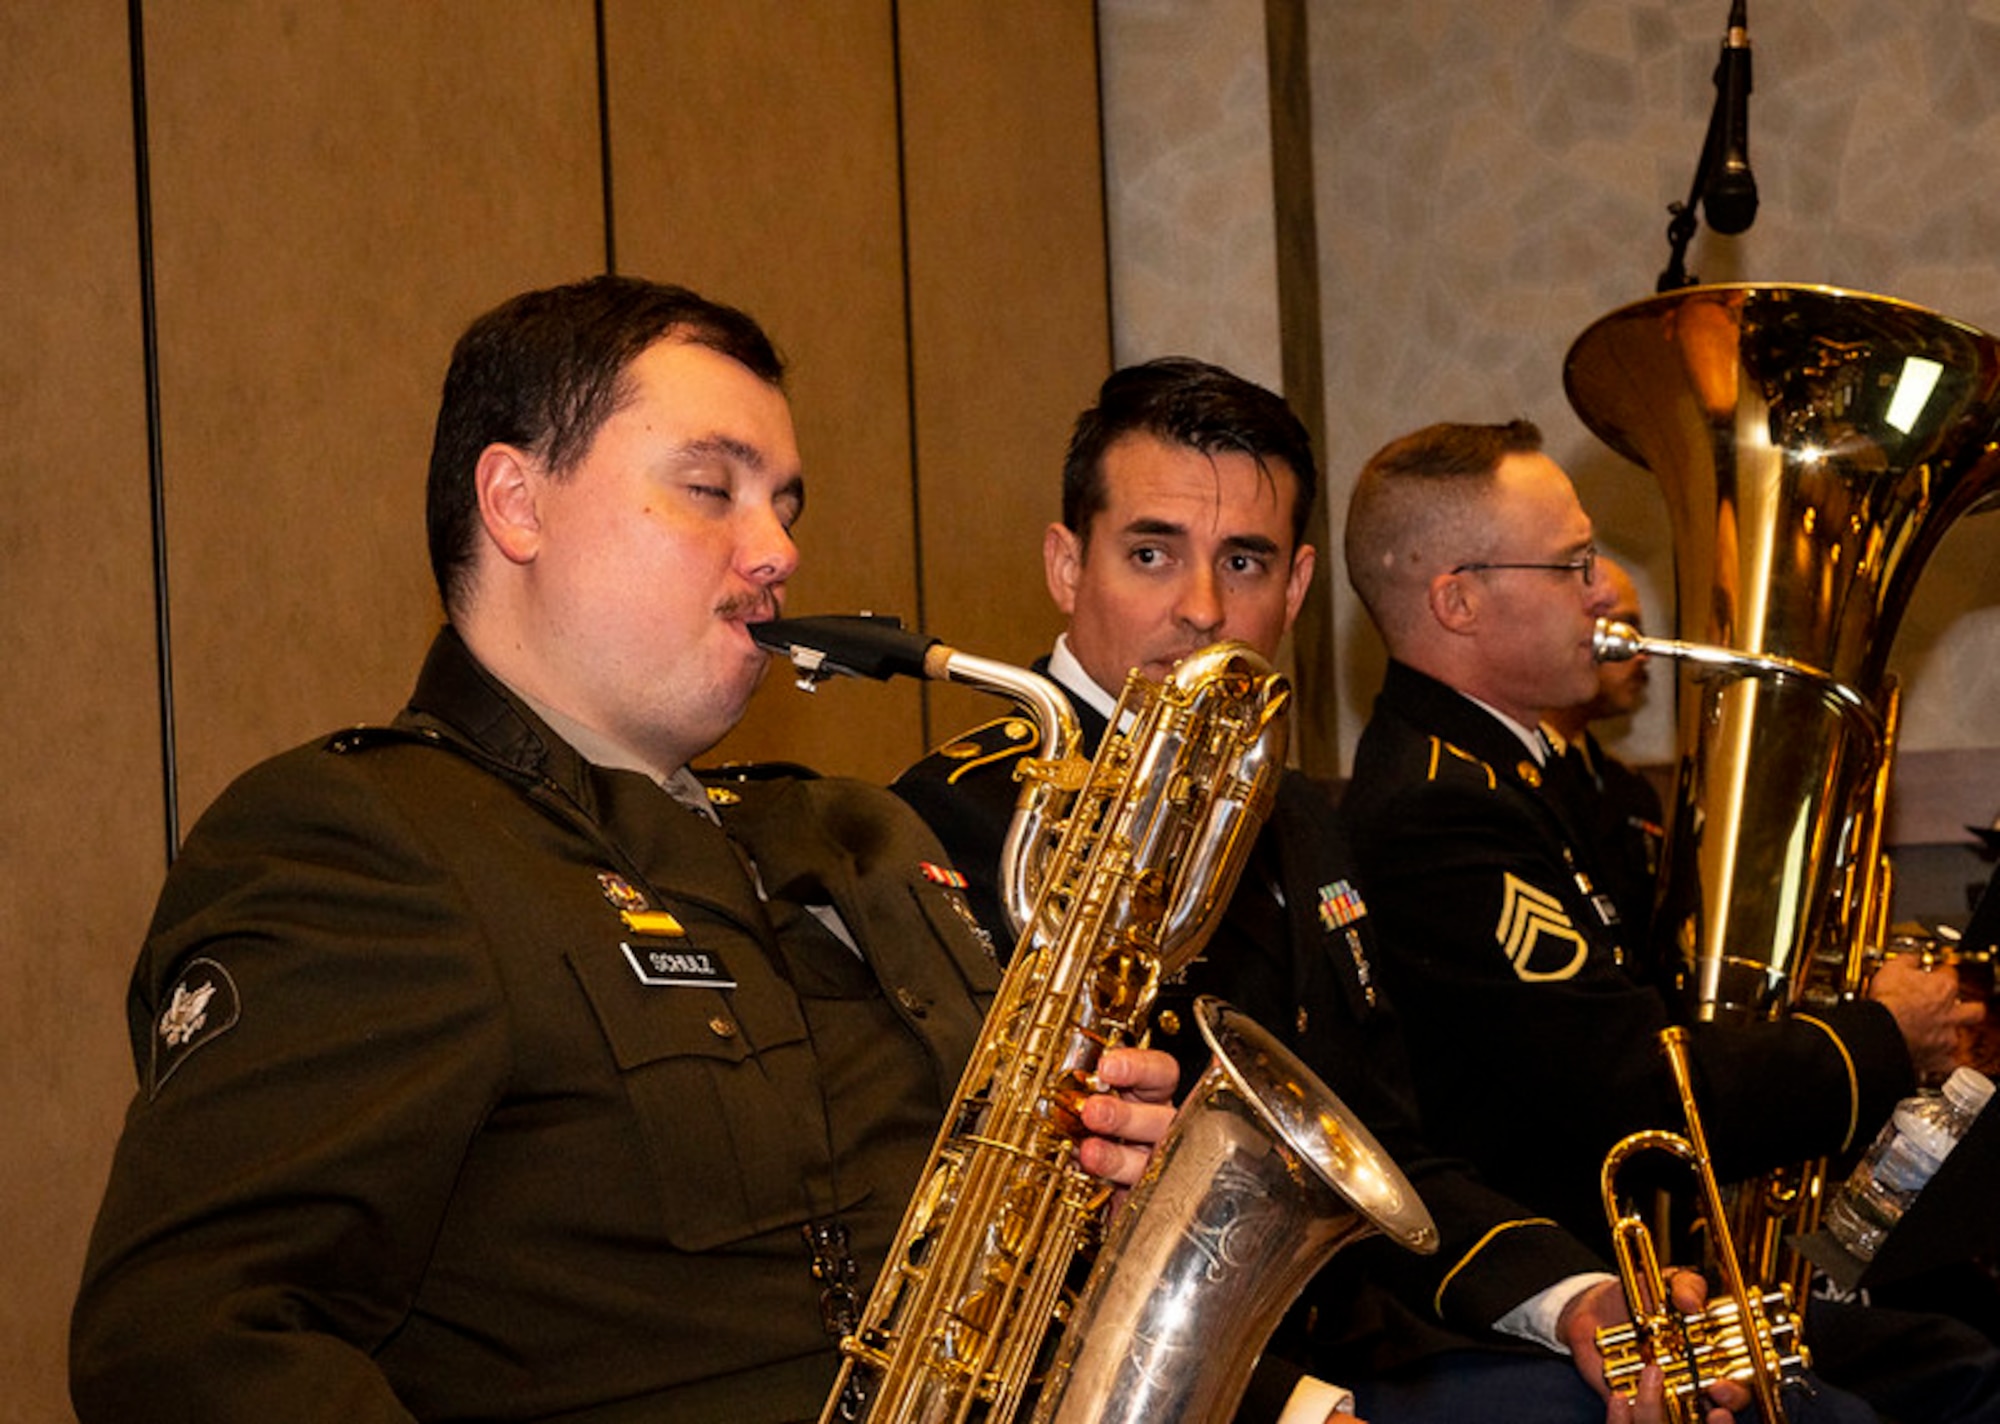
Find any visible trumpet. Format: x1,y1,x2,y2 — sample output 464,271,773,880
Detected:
1596,1028,1810,1423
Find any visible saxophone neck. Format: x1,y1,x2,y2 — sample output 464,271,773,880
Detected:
925,647,1088,941
748,614,1087,940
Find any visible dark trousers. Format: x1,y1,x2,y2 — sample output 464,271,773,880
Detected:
1809,1296,2000,1424
1351,1347,1881,1424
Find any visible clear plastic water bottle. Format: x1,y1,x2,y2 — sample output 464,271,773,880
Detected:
1824,1066,1995,1262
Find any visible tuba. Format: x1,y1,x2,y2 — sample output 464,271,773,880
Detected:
751,614,1436,1424
1565,284,2000,1303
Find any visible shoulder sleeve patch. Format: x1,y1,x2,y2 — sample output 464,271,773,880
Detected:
149,957,241,1099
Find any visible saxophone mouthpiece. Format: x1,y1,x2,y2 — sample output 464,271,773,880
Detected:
751,613,939,691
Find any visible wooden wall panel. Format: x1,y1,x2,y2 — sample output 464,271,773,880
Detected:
5,7,1112,1414
607,0,925,783
144,1,606,824
899,5,1113,745
0,10,158,1422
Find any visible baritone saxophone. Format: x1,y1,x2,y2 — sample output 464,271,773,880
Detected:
752,614,1438,1424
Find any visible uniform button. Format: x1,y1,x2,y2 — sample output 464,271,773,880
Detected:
895,988,929,1019
708,1015,737,1038
1156,1008,1182,1037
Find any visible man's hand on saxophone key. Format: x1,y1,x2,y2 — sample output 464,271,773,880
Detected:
1072,1045,1180,1188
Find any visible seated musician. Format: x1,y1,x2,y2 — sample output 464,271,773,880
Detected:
67,276,1182,1424
1338,417,2000,1424
895,358,1810,1424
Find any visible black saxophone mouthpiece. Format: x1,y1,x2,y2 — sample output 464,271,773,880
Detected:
751,613,938,686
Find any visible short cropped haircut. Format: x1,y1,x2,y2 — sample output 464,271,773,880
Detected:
425,275,784,613
1060,357,1319,549
1343,419,1543,635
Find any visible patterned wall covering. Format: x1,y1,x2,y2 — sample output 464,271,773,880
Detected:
1101,0,2000,844
1100,0,1282,389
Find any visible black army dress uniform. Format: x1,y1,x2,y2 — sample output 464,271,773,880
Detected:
1342,659,1912,1247
892,656,1607,1401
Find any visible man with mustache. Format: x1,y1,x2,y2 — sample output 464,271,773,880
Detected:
68,276,1176,1424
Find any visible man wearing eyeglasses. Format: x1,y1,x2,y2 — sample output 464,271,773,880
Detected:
1540,556,1664,954
1339,420,1999,1424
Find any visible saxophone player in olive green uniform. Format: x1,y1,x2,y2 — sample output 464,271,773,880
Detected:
69,277,1178,1424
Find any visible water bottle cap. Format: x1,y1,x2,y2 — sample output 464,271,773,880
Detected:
1943,1067,1996,1114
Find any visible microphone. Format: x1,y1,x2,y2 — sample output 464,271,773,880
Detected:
1702,0,1758,235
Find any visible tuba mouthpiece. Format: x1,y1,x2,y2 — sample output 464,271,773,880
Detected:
1593,617,1646,663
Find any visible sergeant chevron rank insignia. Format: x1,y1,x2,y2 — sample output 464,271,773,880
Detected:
1495,873,1588,981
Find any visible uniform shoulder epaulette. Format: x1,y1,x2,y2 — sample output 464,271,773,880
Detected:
323,723,445,755
1422,734,1504,791
916,715,1040,785
698,760,823,784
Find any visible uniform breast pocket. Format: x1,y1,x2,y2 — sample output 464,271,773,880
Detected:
566,944,855,1252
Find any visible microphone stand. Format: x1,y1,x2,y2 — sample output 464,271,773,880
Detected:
1657,152,1711,292
1657,1,1740,292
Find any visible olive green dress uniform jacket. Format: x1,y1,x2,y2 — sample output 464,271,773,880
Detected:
1341,660,1914,1252
71,629,998,1424
890,664,1608,1394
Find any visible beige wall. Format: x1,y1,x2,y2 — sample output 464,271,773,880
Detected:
3,6,1106,1419
2,4,160,1412
1305,0,2000,795
1097,0,2000,843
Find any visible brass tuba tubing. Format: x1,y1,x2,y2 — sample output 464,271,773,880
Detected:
1567,283,2000,1022
1591,619,1881,739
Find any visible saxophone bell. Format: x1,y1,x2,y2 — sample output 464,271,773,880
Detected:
1033,997,1436,1424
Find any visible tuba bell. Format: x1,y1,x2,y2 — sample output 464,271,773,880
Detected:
1565,283,2000,1306
1565,282,2000,1022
